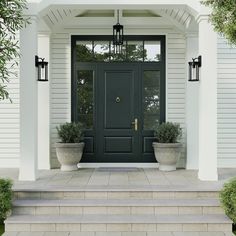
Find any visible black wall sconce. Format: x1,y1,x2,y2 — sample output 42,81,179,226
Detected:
113,10,124,54
35,55,48,81
188,55,202,82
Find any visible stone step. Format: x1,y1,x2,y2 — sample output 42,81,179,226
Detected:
12,199,224,215
14,189,219,200
5,214,232,232
2,232,236,236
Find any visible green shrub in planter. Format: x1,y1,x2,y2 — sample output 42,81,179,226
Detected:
57,122,84,143
0,179,13,224
220,178,236,224
154,122,182,143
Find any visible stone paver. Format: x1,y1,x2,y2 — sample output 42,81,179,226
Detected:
0,168,235,189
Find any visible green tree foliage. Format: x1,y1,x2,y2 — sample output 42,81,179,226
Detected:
0,179,13,224
202,0,236,45
0,0,29,101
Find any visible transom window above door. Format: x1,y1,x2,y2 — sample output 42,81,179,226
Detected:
75,38,162,62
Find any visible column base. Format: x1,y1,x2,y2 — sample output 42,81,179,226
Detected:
19,168,38,181
198,170,218,181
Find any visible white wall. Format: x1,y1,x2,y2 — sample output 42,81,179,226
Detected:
49,28,187,168
217,36,236,167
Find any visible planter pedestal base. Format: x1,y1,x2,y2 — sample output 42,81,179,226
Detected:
61,164,78,171
159,164,176,172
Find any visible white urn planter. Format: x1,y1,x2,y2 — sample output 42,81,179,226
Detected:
55,142,85,171
152,142,182,171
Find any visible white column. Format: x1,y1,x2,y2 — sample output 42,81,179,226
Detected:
38,34,50,170
186,35,199,170
19,16,38,181
198,15,218,181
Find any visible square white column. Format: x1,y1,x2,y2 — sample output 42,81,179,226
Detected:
198,15,218,181
19,16,38,181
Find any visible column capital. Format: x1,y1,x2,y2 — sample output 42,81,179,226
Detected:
196,4,212,23
196,14,209,24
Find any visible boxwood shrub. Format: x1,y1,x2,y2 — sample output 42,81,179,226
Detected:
56,122,84,143
154,122,182,143
0,179,13,224
220,177,236,231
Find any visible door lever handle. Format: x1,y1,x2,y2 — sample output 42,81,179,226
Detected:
132,118,138,131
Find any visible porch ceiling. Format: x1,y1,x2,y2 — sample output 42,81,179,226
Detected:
40,7,198,33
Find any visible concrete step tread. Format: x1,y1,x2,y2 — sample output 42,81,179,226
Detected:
5,214,232,224
13,184,222,192
13,198,221,207
2,232,235,236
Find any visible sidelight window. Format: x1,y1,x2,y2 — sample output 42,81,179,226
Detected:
143,70,160,130
77,70,94,129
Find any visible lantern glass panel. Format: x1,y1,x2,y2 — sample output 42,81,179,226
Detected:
38,64,42,81
110,43,126,61
113,24,124,45
44,63,48,81
188,62,193,81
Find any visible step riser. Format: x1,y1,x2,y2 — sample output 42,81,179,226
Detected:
14,191,219,200
13,206,224,216
5,223,232,232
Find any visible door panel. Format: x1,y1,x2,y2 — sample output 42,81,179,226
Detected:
104,71,134,129
97,64,140,162
104,137,133,153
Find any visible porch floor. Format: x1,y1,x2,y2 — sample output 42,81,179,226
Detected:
0,168,235,191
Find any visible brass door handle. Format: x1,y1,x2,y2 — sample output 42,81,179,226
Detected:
132,118,138,131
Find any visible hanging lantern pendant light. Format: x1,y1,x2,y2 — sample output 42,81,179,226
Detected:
113,10,124,53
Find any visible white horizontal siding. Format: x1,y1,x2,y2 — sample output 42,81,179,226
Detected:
0,69,20,163
167,32,186,166
50,33,71,168
217,36,236,167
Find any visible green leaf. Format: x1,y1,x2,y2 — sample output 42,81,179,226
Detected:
202,0,236,45
0,0,30,101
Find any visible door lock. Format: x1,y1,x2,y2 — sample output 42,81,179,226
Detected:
132,118,138,131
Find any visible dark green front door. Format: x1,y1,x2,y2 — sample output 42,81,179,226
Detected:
73,62,165,163
97,64,140,162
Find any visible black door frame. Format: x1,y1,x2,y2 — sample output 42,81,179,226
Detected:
71,35,166,163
